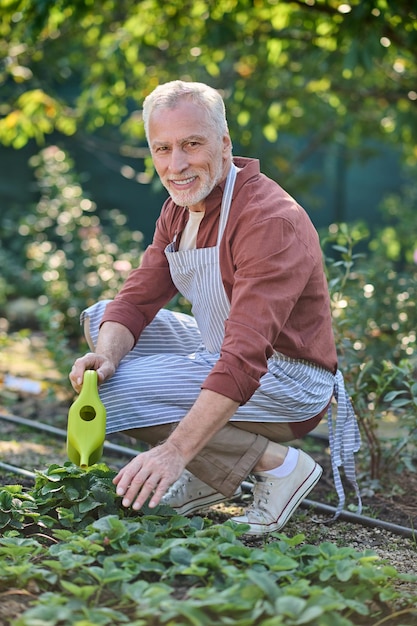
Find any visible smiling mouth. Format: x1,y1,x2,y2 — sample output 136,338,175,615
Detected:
171,176,197,186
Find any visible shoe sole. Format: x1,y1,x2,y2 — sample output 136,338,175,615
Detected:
172,486,242,516
238,463,322,536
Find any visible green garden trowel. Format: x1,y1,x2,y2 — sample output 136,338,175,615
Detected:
66,370,106,468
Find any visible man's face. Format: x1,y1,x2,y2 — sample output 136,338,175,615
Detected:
148,99,231,212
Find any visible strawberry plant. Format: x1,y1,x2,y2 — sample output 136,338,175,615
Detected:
1,464,416,625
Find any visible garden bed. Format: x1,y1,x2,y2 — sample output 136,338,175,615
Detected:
1,332,417,625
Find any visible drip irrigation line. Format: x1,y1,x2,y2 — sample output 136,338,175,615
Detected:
0,411,140,458
301,498,417,540
1,412,416,540
0,461,36,479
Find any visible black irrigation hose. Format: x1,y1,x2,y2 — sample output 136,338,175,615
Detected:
301,498,417,540
0,411,140,457
1,412,416,540
0,461,36,479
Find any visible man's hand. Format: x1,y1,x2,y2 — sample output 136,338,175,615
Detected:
113,441,186,510
69,353,116,393
69,321,135,392
112,389,239,512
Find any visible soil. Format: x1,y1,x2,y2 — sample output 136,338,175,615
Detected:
1,332,417,623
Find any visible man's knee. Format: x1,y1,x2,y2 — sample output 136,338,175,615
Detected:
233,421,295,443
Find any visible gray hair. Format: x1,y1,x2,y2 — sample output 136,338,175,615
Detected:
142,80,229,142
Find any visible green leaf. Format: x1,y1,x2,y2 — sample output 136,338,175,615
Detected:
169,546,193,566
335,560,356,581
383,390,407,402
60,580,98,600
246,570,280,599
274,597,304,619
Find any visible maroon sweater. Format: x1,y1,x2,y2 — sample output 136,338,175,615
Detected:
101,157,337,405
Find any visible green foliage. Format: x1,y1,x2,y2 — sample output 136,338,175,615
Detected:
370,174,417,268
0,145,146,376
0,462,177,532
1,464,416,625
322,210,417,482
0,0,416,176
21,146,144,335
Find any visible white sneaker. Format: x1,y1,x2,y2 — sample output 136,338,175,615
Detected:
162,470,242,515
232,450,322,536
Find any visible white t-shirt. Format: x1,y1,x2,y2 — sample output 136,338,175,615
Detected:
178,210,205,251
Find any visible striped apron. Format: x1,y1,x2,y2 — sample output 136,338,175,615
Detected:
82,163,361,517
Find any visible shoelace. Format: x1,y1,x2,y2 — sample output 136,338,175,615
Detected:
246,479,273,520
163,472,192,499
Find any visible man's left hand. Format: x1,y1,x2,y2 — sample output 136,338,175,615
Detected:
112,442,185,510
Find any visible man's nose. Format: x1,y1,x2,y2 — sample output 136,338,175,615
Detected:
169,146,188,172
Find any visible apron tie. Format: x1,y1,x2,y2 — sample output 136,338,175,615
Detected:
326,369,362,519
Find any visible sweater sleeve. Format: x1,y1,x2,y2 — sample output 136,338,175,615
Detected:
201,208,323,404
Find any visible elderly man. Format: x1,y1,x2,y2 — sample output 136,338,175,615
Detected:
70,80,360,535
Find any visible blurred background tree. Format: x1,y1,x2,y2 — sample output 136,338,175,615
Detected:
1,0,416,200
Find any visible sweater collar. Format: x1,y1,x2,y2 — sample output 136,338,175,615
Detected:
203,157,260,216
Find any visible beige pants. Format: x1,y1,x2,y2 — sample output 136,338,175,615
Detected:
126,421,296,497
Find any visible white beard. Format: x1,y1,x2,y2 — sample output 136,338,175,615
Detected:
166,158,224,208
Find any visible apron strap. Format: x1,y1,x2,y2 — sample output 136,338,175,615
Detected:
217,164,238,245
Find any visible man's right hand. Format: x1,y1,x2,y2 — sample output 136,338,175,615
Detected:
69,353,116,393
69,321,135,393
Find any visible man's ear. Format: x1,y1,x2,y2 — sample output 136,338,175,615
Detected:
222,133,232,154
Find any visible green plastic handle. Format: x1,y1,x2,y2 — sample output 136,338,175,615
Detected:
66,370,106,468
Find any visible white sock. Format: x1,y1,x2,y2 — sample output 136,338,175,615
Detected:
264,447,299,478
